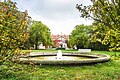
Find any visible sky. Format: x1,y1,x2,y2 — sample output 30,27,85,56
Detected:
12,0,93,35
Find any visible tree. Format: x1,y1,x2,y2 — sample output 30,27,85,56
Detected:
69,24,92,49
0,1,29,65
76,0,120,51
43,26,52,49
69,24,109,50
29,21,51,49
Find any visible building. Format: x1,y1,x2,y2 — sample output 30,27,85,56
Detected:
51,34,69,48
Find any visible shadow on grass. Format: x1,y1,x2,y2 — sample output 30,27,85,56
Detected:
38,60,112,67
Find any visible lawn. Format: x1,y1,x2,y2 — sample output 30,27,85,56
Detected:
22,49,78,53
0,50,120,80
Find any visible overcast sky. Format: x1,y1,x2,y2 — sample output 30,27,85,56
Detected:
12,0,93,35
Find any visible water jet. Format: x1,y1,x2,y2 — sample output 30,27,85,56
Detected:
57,50,62,60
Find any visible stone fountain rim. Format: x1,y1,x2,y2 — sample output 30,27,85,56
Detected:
18,52,111,65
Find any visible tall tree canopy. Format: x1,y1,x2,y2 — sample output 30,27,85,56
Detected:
0,1,29,65
29,21,51,49
69,24,92,49
76,0,120,51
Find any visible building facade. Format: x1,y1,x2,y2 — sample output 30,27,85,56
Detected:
51,34,69,48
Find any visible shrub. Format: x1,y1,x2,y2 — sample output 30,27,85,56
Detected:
0,1,29,65
56,47,65,50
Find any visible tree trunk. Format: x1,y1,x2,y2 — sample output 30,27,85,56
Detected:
35,37,38,50
45,44,48,49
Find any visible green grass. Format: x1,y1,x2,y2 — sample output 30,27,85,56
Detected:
22,49,78,53
0,50,120,80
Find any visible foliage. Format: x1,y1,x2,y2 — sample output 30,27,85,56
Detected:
69,24,109,50
76,0,120,51
29,21,52,49
69,24,92,49
0,1,29,65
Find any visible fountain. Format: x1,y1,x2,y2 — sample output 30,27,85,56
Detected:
57,50,62,60
18,50,111,65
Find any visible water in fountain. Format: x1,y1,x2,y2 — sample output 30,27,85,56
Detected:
57,50,62,60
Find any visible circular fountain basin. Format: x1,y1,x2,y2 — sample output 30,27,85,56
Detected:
18,52,111,65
